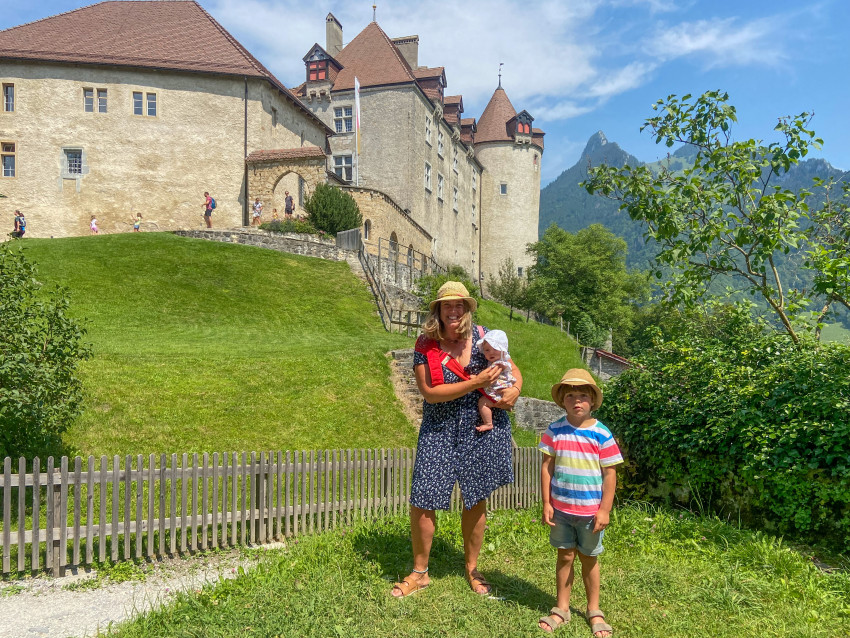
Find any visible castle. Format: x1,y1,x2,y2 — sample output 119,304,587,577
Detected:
0,1,543,283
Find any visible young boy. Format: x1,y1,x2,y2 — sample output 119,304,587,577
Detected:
538,369,622,636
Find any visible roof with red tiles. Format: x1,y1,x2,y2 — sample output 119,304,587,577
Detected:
475,87,517,144
246,147,326,163
412,66,445,81
333,21,416,91
0,1,329,130
444,95,463,105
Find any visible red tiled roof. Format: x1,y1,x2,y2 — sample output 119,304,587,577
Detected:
460,118,476,127
444,95,462,105
475,87,517,144
0,1,330,131
532,128,545,150
412,66,444,80
333,21,416,91
246,147,326,162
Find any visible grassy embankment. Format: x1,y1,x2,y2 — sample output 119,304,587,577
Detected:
20,232,581,458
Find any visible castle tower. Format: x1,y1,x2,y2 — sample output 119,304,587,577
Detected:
474,86,544,286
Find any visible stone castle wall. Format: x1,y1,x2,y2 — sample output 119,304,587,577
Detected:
174,229,352,261
0,62,325,237
477,141,542,283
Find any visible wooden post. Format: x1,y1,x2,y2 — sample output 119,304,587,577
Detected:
52,469,64,577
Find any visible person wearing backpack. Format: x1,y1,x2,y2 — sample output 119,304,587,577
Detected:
202,191,215,228
12,210,26,238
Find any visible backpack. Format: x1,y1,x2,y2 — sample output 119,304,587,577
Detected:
18,215,25,230
414,325,486,391
209,198,216,210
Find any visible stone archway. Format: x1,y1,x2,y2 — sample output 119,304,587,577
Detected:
246,147,326,222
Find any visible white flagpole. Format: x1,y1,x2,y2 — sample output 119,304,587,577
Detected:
354,77,361,186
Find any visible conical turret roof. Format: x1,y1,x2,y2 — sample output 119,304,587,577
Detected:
474,87,517,144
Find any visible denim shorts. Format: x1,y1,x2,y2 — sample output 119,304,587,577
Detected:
549,509,604,556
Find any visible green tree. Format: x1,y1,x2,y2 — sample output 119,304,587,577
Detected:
304,183,362,235
486,257,527,320
415,265,480,311
526,223,650,352
584,90,838,343
0,245,90,460
807,179,850,319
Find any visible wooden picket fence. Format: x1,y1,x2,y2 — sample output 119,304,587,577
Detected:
1,447,542,576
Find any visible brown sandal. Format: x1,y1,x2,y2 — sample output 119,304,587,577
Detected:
466,569,493,596
586,609,613,637
391,569,429,598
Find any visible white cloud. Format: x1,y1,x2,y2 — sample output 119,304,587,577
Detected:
644,16,788,68
584,61,657,99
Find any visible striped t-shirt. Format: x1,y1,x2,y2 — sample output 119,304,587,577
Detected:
538,417,623,517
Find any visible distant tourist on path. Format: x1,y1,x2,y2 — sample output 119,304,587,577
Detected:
474,329,516,433
537,369,622,636
390,281,522,598
284,191,294,219
271,208,279,221
133,213,142,232
90,215,99,235
12,210,26,238
203,191,213,228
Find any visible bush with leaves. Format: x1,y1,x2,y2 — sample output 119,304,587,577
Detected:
600,303,850,549
415,265,480,312
303,184,362,235
486,257,528,321
0,245,90,461
259,218,321,235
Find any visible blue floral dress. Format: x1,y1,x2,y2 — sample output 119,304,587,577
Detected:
410,325,514,511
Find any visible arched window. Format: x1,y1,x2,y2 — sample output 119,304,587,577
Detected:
364,219,371,240
407,244,414,267
389,232,399,262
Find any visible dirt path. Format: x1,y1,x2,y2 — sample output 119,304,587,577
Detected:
0,546,277,638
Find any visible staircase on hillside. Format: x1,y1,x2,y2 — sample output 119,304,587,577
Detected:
388,349,423,425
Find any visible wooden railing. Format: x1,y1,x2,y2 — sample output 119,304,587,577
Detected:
0,447,542,576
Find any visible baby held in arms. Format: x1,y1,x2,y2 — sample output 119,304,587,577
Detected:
476,330,516,432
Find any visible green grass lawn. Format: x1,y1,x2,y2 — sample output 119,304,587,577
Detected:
21,233,415,457
108,504,850,638
821,322,850,344
19,234,581,458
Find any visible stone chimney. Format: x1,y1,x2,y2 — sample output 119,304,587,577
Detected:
326,13,343,58
391,35,419,69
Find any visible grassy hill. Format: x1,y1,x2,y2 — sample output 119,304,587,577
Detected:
19,233,581,458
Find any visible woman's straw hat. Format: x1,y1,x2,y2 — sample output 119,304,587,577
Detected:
551,368,603,411
429,281,477,312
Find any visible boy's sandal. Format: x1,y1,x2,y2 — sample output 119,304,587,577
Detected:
539,607,571,632
585,610,613,637
466,569,493,595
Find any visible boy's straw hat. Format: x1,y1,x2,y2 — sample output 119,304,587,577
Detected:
551,368,603,410
429,281,477,312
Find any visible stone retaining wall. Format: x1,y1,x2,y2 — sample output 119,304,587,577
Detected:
514,397,564,434
174,229,353,262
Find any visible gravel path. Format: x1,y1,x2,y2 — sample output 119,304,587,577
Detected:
0,546,278,638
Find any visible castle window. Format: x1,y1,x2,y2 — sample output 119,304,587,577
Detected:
500,183,508,195
452,147,458,173
453,187,458,212
133,92,157,117
425,117,432,144
64,148,83,176
472,171,477,191
533,154,538,171
1,142,15,177
334,154,353,181
472,203,476,225
2,84,13,112
83,88,94,112
518,266,523,277
364,219,371,240
271,107,278,127
438,131,444,157
308,60,328,81
437,174,444,200
97,89,107,113
424,162,432,191
334,106,353,133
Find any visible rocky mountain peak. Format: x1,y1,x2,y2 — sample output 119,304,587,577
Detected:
582,131,609,158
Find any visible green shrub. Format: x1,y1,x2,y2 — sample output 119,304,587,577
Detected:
0,245,90,460
415,266,481,312
259,218,321,235
304,184,362,235
600,304,850,549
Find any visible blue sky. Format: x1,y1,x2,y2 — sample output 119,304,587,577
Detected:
3,0,849,185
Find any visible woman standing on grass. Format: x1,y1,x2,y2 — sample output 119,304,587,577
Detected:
391,281,522,598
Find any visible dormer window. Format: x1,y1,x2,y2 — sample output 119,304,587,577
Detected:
308,60,328,81
515,110,534,136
